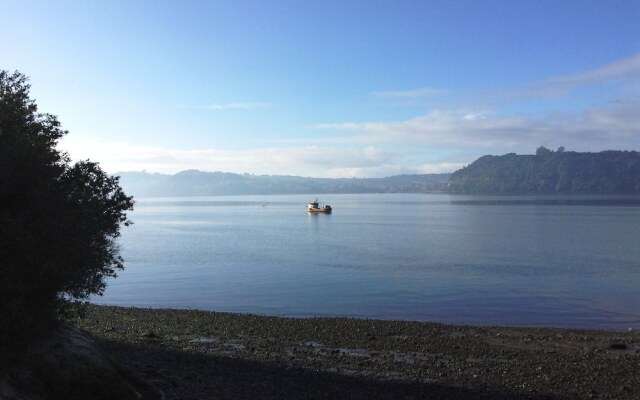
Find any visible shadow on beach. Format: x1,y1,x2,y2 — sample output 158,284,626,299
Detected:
98,338,571,400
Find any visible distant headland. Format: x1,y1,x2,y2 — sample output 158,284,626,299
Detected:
448,148,640,194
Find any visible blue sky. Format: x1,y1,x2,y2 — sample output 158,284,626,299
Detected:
2,0,639,177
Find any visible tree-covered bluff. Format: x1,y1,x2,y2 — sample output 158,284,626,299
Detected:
447,148,640,194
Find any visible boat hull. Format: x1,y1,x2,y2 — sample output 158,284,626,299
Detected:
307,208,331,213
307,199,332,213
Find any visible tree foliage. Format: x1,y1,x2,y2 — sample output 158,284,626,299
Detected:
448,148,640,194
0,71,134,347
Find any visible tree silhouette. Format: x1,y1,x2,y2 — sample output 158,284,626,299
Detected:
535,145,552,156
0,71,134,348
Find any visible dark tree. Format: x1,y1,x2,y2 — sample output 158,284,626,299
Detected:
0,71,134,348
535,145,552,156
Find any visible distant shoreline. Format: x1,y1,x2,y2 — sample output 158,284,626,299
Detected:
90,299,639,332
73,304,640,399
116,170,451,198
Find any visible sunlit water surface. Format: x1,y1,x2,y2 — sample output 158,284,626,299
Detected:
95,194,640,330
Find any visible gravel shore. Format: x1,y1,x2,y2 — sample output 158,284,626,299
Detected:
73,305,639,399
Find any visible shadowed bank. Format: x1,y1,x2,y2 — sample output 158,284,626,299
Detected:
70,305,640,399
97,336,568,400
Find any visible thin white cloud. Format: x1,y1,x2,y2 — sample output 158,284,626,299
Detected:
551,53,640,85
373,54,640,104
175,102,272,110
207,102,271,110
507,53,640,98
372,87,447,99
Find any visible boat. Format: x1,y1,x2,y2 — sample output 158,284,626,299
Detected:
307,199,332,213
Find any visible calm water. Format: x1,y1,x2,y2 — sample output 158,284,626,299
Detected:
95,194,640,330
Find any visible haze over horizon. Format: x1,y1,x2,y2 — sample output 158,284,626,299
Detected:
2,0,639,178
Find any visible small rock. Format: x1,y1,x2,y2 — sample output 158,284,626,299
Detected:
609,343,627,350
141,331,157,338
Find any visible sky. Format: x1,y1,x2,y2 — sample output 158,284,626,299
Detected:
2,0,639,178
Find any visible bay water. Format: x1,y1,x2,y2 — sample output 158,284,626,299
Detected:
94,194,640,330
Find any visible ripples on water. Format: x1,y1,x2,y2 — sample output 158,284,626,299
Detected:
95,194,640,330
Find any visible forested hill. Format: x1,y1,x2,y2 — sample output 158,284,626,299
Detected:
116,170,450,197
447,149,640,194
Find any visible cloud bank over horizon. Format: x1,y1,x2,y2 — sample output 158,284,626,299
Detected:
60,138,462,178
60,53,640,178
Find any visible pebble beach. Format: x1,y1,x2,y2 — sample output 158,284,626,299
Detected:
71,304,639,399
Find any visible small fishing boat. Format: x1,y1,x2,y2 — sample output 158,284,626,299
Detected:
307,199,332,213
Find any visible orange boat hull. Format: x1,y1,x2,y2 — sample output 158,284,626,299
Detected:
307,208,331,213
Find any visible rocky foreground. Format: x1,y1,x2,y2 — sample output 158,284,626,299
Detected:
6,304,640,399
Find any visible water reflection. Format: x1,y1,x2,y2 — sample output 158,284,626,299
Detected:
97,193,640,330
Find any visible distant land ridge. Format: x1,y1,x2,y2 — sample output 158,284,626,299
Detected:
117,149,640,197
116,170,451,197
447,148,640,194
